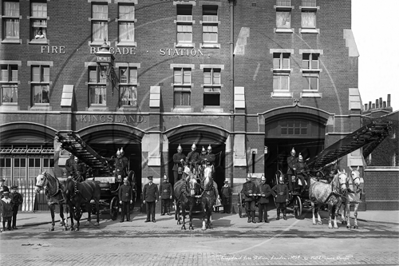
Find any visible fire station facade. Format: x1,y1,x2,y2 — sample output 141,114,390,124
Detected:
0,0,361,194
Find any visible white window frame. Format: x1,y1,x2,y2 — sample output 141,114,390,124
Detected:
200,5,220,49
87,65,107,106
299,50,322,97
118,65,138,108
0,61,20,106
2,1,21,43
172,65,193,107
270,50,293,98
90,3,109,46
30,65,50,105
29,1,48,44
116,3,137,47
175,4,194,48
274,1,294,33
299,0,320,34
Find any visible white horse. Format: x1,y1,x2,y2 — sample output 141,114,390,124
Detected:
340,166,364,229
309,169,348,229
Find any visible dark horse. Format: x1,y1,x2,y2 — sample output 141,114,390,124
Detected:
173,167,201,230
35,171,68,231
64,178,101,231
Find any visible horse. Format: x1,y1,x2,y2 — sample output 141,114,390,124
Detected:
173,168,201,230
309,169,348,229
63,178,101,231
199,166,218,230
35,171,68,231
340,166,364,229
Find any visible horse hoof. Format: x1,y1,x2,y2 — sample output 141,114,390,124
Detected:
189,226,194,230
75,228,79,231
313,222,317,225
346,225,350,229
328,226,332,229
94,222,99,226
354,225,358,229
334,226,339,229
317,222,322,225
49,227,54,232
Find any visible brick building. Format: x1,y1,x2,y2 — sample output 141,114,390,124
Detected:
0,0,362,209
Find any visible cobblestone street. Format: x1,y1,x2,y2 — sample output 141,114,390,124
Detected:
1,210,398,265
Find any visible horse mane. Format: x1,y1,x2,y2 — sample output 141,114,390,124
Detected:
43,171,61,197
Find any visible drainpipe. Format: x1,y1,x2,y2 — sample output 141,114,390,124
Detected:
229,0,235,187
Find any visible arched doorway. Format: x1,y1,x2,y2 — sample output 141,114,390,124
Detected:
165,125,228,190
78,124,144,199
264,112,327,186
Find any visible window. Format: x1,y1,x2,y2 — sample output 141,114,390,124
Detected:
300,0,318,33
272,53,291,92
302,11,316,29
118,4,135,45
31,65,50,104
173,68,191,106
302,53,320,91
30,1,47,42
202,6,218,46
280,120,308,135
92,4,108,44
276,11,291,29
119,67,137,107
176,5,193,46
203,68,221,107
2,1,20,41
1,64,18,104
88,66,107,105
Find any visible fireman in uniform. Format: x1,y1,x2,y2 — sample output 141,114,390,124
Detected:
172,144,186,185
257,175,272,223
295,153,309,193
241,175,257,223
159,175,173,215
272,175,289,220
286,147,298,192
186,143,200,173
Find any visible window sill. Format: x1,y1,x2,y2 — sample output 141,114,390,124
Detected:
116,41,137,47
30,105,52,111
172,107,193,113
87,106,109,111
0,104,19,111
274,5,294,10
202,107,223,113
200,43,220,49
271,91,293,98
89,41,111,46
29,39,49,45
174,43,195,48
0,81,20,84
299,5,320,10
1,39,22,44
274,28,294,33
300,68,322,73
301,91,322,98
299,28,320,34
272,68,292,73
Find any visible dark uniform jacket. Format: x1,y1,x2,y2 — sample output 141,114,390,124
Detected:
205,153,216,165
11,191,23,208
295,161,309,177
0,198,13,218
119,184,133,202
242,180,257,202
199,153,207,164
272,184,289,203
159,182,173,199
143,183,159,202
257,183,272,204
65,158,87,178
221,186,232,203
287,155,298,175
172,153,186,171
186,151,200,166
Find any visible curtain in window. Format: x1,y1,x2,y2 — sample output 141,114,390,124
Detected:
120,86,137,106
1,84,18,103
119,22,134,42
203,25,218,43
119,5,134,20
31,3,47,17
273,75,289,91
90,85,106,104
93,5,108,19
302,12,316,28
276,12,291,28
93,22,108,41
5,19,19,38
33,85,50,103
177,25,192,43
5,2,19,16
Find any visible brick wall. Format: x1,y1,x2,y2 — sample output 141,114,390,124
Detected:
364,167,399,210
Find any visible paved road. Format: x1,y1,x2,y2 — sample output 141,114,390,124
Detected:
1,210,398,265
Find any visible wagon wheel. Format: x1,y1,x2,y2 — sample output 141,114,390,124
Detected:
110,196,119,221
238,193,243,218
293,195,303,219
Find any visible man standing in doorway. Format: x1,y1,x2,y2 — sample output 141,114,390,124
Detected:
143,176,159,223
172,145,186,185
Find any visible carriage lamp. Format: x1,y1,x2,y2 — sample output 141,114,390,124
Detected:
95,40,119,95
264,146,268,154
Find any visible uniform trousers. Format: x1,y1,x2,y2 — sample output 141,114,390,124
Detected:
161,199,171,214
120,201,131,221
258,203,268,222
146,201,156,221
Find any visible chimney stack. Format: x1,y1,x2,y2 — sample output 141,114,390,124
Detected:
365,103,368,110
375,99,379,109
379,98,383,109
383,101,387,108
372,103,376,109
369,101,372,110
387,94,391,107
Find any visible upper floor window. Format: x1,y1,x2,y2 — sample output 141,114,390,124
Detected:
118,4,135,45
300,0,319,33
272,53,291,92
30,1,47,43
203,68,221,107
91,4,108,45
0,64,19,104
275,0,293,33
2,1,20,42
176,5,193,47
31,65,50,104
202,6,219,48
88,66,106,106
119,67,137,107
302,53,320,91
173,67,191,107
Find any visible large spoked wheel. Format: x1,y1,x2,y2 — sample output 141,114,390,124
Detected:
293,195,303,219
110,196,119,221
